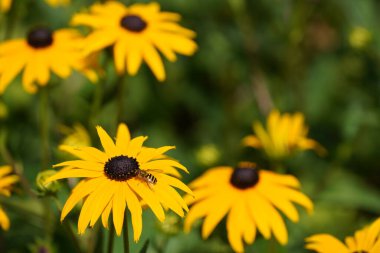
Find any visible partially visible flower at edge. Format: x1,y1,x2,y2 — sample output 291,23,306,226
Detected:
242,109,326,160
71,1,197,81
0,27,98,94
46,123,192,242
0,0,11,12
0,165,19,230
184,162,313,253
45,0,70,7
306,217,380,253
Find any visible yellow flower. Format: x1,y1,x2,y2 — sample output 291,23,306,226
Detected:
0,165,19,231
184,162,313,253
0,28,97,94
306,218,380,253
242,110,325,160
71,2,197,81
59,123,91,148
349,26,372,49
46,123,192,241
45,0,70,7
0,0,11,12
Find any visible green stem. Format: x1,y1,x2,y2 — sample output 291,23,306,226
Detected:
268,238,276,253
117,75,126,124
89,81,103,140
39,87,50,170
123,214,130,253
51,197,83,253
107,227,115,253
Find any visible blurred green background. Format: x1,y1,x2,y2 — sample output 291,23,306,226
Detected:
1,0,380,252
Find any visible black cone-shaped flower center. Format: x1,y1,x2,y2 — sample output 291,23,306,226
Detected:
120,15,147,32
27,27,54,48
230,164,259,189
352,251,368,253
104,155,139,181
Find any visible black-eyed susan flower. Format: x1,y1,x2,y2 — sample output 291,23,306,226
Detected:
306,218,380,253
0,0,11,12
184,162,313,253
0,165,19,231
46,123,191,241
71,1,197,81
242,110,325,160
0,27,98,94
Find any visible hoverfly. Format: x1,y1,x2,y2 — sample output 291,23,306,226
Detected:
135,169,160,188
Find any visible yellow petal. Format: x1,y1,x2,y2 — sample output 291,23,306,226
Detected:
142,41,165,81
246,191,271,239
126,136,147,158
112,183,127,235
128,180,165,222
0,207,10,231
140,159,188,174
125,37,143,76
0,175,18,188
96,126,117,156
154,182,185,217
46,169,103,182
54,160,103,171
242,135,262,148
364,218,380,249
101,200,113,229
59,145,107,163
226,201,245,253
158,174,192,194
61,177,105,220
116,123,131,154
114,37,128,74
136,146,175,164
0,166,12,177
305,234,349,253
124,184,142,242
90,182,118,227
201,190,233,238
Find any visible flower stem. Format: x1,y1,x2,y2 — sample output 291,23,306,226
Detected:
39,87,50,171
52,197,83,253
89,81,103,140
107,227,115,253
117,75,126,124
123,214,130,253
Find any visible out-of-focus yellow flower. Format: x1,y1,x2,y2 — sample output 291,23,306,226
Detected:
0,165,19,230
47,123,191,241
0,28,97,94
242,110,325,160
349,26,372,49
45,0,70,7
71,2,197,81
0,0,11,12
59,123,91,148
195,144,220,166
185,162,313,253
306,217,380,253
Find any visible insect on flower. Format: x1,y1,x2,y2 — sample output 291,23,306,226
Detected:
136,169,162,189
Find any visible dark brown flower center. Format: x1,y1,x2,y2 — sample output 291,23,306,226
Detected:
230,164,259,189
104,155,139,181
120,15,147,32
27,27,53,48
352,251,368,253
